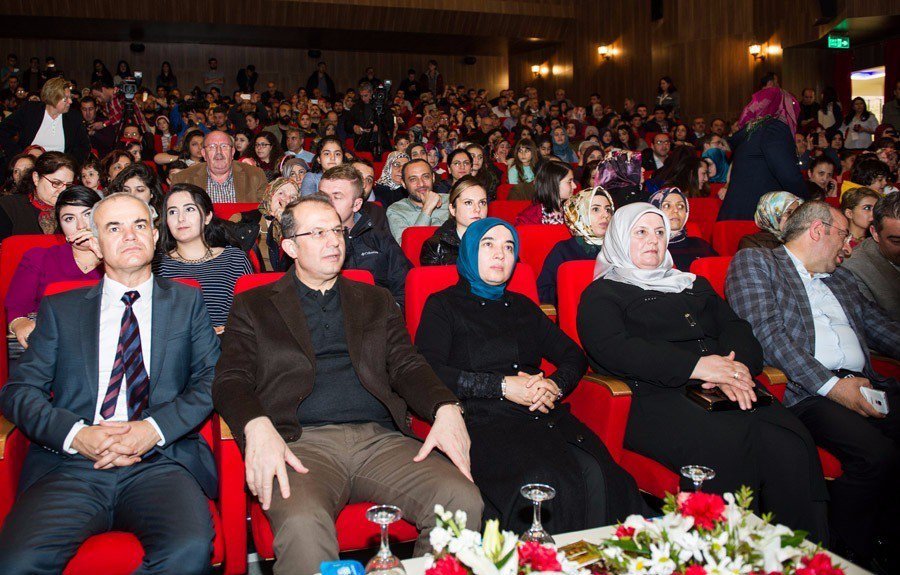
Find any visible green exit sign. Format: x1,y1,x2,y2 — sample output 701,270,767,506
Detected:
827,35,850,49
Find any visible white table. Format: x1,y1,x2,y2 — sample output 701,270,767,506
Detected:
396,525,872,575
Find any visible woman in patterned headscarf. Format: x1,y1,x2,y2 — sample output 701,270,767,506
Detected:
738,191,803,250
648,187,717,271
372,150,409,208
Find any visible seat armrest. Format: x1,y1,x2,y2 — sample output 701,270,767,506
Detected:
0,416,14,460
219,419,234,441
539,304,557,318
582,373,632,396
760,366,787,386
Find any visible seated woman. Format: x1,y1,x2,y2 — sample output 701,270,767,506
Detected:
373,151,410,208
250,131,284,182
100,149,134,188
537,186,614,305
840,186,880,249
417,217,646,533
551,126,578,164
0,151,78,241
648,187,716,270
738,191,802,250
435,149,472,195
515,161,575,225
5,186,103,349
155,183,253,333
465,143,499,201
106,162,164,217
231,177,300,272
577,203,829,541
420,176,487,266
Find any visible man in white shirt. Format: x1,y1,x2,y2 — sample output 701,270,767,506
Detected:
0,193,220,574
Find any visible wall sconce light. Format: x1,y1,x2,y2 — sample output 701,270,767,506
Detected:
749,44,765,60
531,65,550,78
598,45,612,60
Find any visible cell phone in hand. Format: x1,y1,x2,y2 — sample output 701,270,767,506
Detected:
861,387,889,415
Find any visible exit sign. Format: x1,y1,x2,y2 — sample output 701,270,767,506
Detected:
828,35,850,49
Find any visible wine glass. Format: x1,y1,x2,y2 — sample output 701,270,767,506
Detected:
365,505,406,575
519,483,556,544
680,465,716,492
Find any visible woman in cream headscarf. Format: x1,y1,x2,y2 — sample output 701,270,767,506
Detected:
578,202,829,542
738,191,803,250
536,186,614,305
230,177,300,272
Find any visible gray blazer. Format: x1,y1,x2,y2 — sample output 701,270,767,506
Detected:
0,277,221,497
841,238,900,322
725,246,900,407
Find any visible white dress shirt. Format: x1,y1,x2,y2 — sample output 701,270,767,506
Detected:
63,275,164,453
31,109,65,152
785,248,866,396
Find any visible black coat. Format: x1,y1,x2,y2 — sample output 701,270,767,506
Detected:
305,72,336,99
346,101,393,152
718,119,808,221
345,210,411,310
537,237,598,305
420,218,460,266
0,102,91,162
416,281,645,532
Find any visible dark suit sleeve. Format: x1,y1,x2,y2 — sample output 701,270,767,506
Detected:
141,289,219,443
532,303,587,396
0,104,28,157
840,270,900,360
761,122,808,199
0,297,82,452
381,233,410,309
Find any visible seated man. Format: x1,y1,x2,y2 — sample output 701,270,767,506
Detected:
726,200,900,567
842,193,900,321
212,194,482,575
0,193,220,574
386,159,450,244
171,130,267,203
318,164,410,309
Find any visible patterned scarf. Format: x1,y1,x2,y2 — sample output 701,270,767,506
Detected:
30,193,57,234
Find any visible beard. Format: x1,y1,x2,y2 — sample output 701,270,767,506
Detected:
280,115,291,124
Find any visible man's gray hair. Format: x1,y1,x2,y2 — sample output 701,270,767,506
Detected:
781,200,834,244
89,192,158,238
358,82,373,93
203,130,236,147
873,192,900,233
280,193,336,239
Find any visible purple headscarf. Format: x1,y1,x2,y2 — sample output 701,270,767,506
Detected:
592,149,643,191
737,87,801,136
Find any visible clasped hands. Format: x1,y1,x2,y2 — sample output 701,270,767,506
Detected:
72,420,161,470
503,371,561,413
692,351,757,410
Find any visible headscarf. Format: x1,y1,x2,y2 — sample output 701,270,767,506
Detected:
552,132,578,163
701,148,730,183
457,217,520,301
259,177,299,243
280,157,309,180
754,191,802,240
563,185,614,246
736,87,801,137
594,202,696,293
376,151,409,190
648,187,689,243
593,149,642,192
30,193,57,234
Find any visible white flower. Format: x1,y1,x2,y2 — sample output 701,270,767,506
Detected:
603,546,624,560
647,543,677,575
625,556,650,575
670,529,707,563
756,528,803,573
455,510,468,529
429,527,452,553
558,554,588,575
448,528,482,554
456,546,500,575
423,554,435,570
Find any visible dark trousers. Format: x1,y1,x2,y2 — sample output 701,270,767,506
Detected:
789,384,900,557
0,457,213,575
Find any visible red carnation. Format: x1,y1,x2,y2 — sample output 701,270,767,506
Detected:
615,525,636,539
796,553,844,575
518,541,562,572
426,555,468,575
683,566,707,575
678,492,726,530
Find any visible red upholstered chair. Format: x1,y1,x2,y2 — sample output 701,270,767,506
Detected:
712,220,760,256
44,278,202,297
708,183,725,199
825,197,841,209
355,151,375,163
373,161,386,180
488,200,531,225
400,226,438,267
688,256,733,299
555,260,597,349
515,225,572,286
495,183,514,201
217,268,414,575
684,222,703,238
211,202,260,221
687,197,722,242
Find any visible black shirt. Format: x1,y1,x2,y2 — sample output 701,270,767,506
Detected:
292,274,394,427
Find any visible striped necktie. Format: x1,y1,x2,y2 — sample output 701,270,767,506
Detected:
100,290,150,420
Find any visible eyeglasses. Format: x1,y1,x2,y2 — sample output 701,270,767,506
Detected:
41,175,74,189
204,144,233,153
255,142,272,148
286,226,347,240
821,221,852,244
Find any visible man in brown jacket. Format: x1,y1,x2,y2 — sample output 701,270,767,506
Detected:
170,130,267,203
213,194,482,575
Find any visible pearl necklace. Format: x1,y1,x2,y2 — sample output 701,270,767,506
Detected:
172,247,213,264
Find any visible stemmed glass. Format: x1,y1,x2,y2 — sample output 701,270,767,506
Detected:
680,465,716,492
365,505,406,575
519,483,556,544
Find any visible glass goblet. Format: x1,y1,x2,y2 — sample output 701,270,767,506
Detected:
365,504,406,575
680,465,716,492
519,483,556,545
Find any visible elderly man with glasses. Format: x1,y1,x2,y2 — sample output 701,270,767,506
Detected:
170,130,267,203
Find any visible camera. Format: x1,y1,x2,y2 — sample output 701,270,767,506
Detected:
372,80,391,115
122,71,143,100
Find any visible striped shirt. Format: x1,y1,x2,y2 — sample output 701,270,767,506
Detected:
206,170,237,204
154,246,253,326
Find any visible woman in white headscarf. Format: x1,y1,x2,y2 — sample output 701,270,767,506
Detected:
577,202,829,542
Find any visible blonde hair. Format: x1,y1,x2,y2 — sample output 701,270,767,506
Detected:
448,175,486,207
41,77,73,107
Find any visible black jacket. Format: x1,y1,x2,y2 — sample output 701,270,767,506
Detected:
345,210,411,309
346,101,393,152
420,218,460,266
0,102,90,162
305,71,336,99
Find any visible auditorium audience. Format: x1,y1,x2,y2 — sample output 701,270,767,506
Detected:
420,176,487,266
840,186,879,249
171,130,267,203
648,187,717,269
844,157,891,196
738,191,803,250
537,186,613,305
579,202,829,543
106,162,164,216
806,156,838,198
842,193,900,321
436,149,473,194
515,161,575,225
726,200,900,567
387,159,449,244
373,150,409,208
155,183,253,332
0,150,76,240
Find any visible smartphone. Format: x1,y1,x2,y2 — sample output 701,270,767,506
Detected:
134,71,143,79
311,99,318,105
47,63,55,68
861,387,889,415
240,93,251,101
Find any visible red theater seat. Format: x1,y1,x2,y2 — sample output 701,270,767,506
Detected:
687,197,722,242
555,260,597,348
44,277,202,297
495,183,514,201
712,220,760,256
400,226,438,267
234,270,375,294
212,202,260,221
825,197,840,209
689,256,733,299
488,200,531,224
516,225,571,284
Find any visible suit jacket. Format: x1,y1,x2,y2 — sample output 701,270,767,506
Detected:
0,101,91,162
725,246,900,407
212,272,457,451
170,161,267,204
841,238,900,322
0,277,221,497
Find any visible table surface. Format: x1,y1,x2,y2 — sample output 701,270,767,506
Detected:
395,524,871,575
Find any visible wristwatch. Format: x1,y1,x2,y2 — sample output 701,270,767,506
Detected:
432,401,464,420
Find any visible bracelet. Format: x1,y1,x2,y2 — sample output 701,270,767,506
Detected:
8,317,28,335
500,377,507,399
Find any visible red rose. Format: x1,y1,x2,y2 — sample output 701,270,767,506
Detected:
678,492,726,530
615,525,636,539
518,541,562,572
683,566,707,575
426,555,468,575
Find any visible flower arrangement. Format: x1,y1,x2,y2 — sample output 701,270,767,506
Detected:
424,505,587,575
590,486,845,575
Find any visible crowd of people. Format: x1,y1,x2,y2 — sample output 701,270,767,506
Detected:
0,51,899,575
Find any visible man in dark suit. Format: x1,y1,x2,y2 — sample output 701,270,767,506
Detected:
213,193,482,575
640,132,671,172
0,193,220,574
726,200,900,569
170,130,267,203
0,76,90,162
